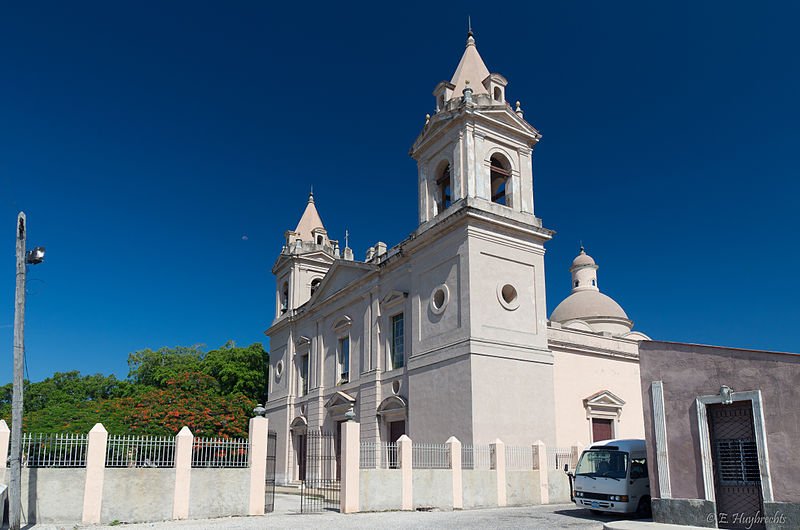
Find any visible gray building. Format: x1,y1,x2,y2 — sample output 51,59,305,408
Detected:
640,341,800,529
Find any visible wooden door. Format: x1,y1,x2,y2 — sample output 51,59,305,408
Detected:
592,418,613,442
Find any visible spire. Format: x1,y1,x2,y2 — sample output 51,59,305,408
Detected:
449,29,491,99
293,193,325,243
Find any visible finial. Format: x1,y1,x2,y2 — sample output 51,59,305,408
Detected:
515,100,524,118
425,113,430,125
308,186,314,204
468,16,473,37
345,229,350,248
579,241,585,254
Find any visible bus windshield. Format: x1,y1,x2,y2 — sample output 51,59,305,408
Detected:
575,450,629,479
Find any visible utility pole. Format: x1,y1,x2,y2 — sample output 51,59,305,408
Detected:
9,212,27,530
9,213,44,530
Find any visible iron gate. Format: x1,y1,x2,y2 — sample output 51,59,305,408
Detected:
300,430,340,513
708,401,764,530
265,430,277,513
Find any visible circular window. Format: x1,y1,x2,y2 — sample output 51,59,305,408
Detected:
275,360,284,379
391,380,401,395
429,284,450,315
497,283,520,311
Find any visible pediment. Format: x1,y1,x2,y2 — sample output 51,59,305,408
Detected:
290,416,308,431
304,259,377,309
381,290,408,308
377,395,407,413
295,335,311,348
324,391,356,409
584,390,626,408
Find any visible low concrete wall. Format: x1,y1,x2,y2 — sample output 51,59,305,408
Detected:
413,469,452,510
102,468,174,523
506,470,539,506
189,468,249,519
547,468,571,503
462,470,497,509
19,468,85,523
360,469,402,512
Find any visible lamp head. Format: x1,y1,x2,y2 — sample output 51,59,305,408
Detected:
26,246,45,265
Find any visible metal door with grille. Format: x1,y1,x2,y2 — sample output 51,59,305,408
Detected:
300,430,340,513
708,401,764,530
265,430,277,513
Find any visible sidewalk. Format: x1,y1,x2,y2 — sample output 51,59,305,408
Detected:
2,501,613,530
604,521,709,530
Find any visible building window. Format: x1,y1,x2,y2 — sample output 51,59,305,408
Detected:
391,313,405,369
338,337,350,384
310,278,321,296
490,155,511,206
299,353,309,396
493,86,502,102
437,164,452,213
281,282,289,314
316,235,323,245
574,280,579,287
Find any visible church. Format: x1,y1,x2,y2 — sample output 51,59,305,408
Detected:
264,31,649,485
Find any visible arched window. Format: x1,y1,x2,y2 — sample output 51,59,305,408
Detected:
310,278,321,296
437,163,452,213
493,86,502,102
316,235,323,245
281,282,289,314
490,155,511,206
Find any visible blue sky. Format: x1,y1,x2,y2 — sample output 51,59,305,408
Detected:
2,1,799,384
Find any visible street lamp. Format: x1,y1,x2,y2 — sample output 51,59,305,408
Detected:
9,212,45,530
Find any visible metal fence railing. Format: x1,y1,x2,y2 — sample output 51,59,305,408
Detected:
359,441,399,469
505,446,534,470
461,444,492,470
20,433,88,467
192,437,249,468
106,435,176,468
412,443,450,469
548,447,574,471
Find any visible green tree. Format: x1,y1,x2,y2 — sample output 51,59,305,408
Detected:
127,346,204,389
203,341,269,402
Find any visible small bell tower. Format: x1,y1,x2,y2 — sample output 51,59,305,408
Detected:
410,30,543,226
272,192,338,320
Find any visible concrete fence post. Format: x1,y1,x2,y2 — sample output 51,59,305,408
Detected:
532,440,549,504
340,420,360,513
82,423,108,524
172,426,193,520
248,416,269,515
446,436,462,510
397,435,413,510
0,419,9,471
491,439,507,507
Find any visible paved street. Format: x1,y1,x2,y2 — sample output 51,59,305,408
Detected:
9,495,646,530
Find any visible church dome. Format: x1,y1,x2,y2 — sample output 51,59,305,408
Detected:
551,247,635,336
550,290,629,323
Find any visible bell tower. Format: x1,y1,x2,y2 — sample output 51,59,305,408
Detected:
272,192,339,321
410,30,542,226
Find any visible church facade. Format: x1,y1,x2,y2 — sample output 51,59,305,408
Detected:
264,32,649,485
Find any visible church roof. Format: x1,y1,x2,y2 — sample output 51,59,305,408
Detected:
293,192,325,242
449,33,491,98
550,290,629,323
